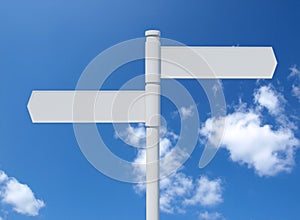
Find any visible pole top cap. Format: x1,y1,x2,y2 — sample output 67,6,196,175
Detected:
145,30,160,37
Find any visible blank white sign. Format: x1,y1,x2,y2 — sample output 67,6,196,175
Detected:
161,46,277,79
27,91,145,123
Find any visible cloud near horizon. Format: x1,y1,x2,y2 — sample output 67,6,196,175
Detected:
0,170,45,217
116,124,223,215
199,211,225,220
288,64,300,102
200,84,299,176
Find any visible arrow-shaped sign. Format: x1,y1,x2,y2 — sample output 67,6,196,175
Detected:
28,91,145,123
161,46,277,79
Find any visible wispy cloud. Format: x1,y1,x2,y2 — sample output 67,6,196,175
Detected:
0,172,8,183
180,105,195,120
0,170,45,216
199,211,225,220
114,123,146,147
254,85,285,115
159,172,193,214
200,85,299,176
292,85,300,101
183,176,222,206
173,105,196,120
117,124,183,186
160,173,222,214
212,80,223,97
288,64,300,102
117,124,223,214
288,64,300,79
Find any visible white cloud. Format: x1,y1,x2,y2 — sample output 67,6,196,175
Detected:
0,170,45,216
183,176,222,206
131,125,185,192
253,85,295,129
115,123,146,147
159,172,193,214
200,85,299,176
179,105,195,120
212,80,223,97
254,85,283,115
199,211,224,220
117,124,224,214
288,65,300,101
0,171,8,183
288,64,300,79
160,173,222,214
292,84,300,101
122,124,180,182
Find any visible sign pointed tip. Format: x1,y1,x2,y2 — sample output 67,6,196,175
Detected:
27,92,36,123
268,47,278,78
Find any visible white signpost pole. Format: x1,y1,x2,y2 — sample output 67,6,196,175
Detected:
145,30,161,220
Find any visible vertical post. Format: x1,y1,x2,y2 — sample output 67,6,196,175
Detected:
145,30,161,220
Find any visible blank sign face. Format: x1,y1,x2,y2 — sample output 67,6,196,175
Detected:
161,46,277,79
28,91,146,123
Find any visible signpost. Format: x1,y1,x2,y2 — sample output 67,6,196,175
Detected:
27,30,277,220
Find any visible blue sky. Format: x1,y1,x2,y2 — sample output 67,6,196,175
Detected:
1,0,300,220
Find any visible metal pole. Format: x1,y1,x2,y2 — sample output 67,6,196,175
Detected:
145,30,160,220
